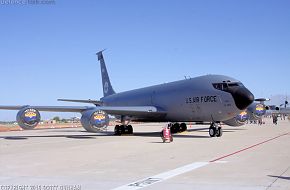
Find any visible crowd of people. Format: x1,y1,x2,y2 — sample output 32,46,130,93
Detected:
248,114,289,125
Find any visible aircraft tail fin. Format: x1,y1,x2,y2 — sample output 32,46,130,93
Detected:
96,50,116,97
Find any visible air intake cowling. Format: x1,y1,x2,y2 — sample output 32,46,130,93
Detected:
81,109,109,132
223,111,249,126
17,108,41,130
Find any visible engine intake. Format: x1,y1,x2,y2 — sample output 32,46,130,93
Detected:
248,103,266,120
265,105,280,111
81,109,109,132
223,111,249,126
17,108,41,130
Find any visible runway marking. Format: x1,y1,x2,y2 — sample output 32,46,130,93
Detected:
112,132,289,190
210,132,290,163
112,162,209,190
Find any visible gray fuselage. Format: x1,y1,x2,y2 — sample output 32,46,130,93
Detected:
101,75,252,122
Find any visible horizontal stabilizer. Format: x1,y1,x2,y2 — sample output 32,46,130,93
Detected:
57,99,103,106
255,98,270,102
96,49,106,60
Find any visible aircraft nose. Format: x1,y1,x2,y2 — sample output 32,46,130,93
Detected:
231,87,254,110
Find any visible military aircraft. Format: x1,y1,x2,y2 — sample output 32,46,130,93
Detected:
0,50,254,137
224,98,269,126
265,98,290,116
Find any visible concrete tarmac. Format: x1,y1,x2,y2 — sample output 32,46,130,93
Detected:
0,118,289,190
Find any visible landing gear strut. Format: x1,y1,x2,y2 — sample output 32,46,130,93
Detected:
209,122,222,137
114,125,133,135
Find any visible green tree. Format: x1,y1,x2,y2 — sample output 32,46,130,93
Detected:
53,116,60,122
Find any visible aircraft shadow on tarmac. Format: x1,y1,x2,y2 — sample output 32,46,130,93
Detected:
133,132,209,139
268,175,290,181
186,127,246,133
121,127,243,139
0,127,242,140
0,132,208,140
0,134,109,140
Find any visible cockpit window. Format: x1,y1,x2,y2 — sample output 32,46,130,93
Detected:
228,83,238,87
212,83,228,91
228,82,243,87
212,82,243,91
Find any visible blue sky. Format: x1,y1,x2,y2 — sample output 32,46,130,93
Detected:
0,0,289,120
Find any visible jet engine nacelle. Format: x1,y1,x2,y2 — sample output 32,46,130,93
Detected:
248,103,266,120
223,111,249,126
81,109,109,132
16,108,41,130
265,105,280,111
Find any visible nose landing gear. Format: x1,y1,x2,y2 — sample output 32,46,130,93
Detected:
209,122,223,137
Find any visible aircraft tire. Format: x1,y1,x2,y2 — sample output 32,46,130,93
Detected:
120,125,126,134
171,123,180,133
114,125,122,136
209,127,216,137
128,125,133,134
216,127,223,137
170,126,175,133
180,123,187,132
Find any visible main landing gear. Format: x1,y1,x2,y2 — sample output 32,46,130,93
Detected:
114,116,134,136
114,125,133,135
209,122,223,137
169,123,187,134
160,122,187,138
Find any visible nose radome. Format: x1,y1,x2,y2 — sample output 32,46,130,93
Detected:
232,87,254,110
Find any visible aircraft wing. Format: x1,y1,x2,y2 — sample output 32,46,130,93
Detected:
57,99,103,106
0,105,166,116
0,106,92,112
